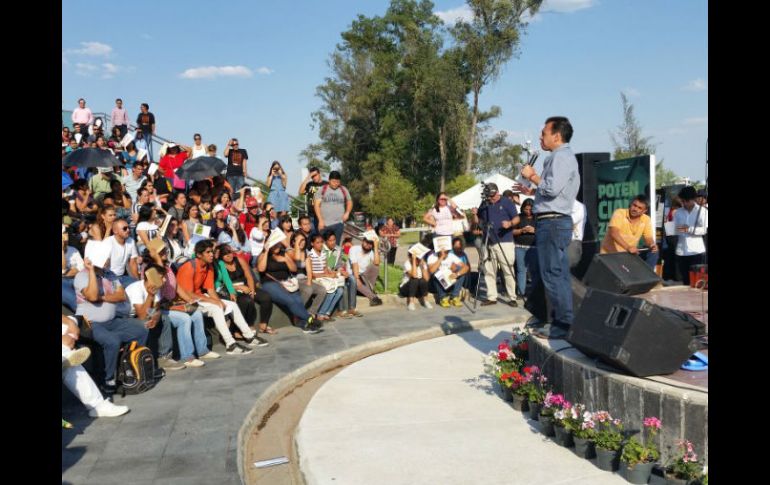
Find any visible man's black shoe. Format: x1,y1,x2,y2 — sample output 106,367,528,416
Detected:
506,300,518,308
525,316,547,329
370,298,383,307
480,300,497,306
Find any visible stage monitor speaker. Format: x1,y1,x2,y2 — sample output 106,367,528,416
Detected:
583,252,660,295
567,288,701,377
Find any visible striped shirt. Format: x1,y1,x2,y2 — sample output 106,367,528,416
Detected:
308,249,326,276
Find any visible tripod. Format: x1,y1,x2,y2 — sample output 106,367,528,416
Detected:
471,215,518,312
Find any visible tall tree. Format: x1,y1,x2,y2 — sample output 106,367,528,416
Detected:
474,128,524,178
451,0,543,174
299,143,332,172
610,92,657,159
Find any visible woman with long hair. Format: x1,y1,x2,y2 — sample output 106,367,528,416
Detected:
423,192,461,246
278,214,294,249
266,161,290,217
108,126,122,150
70,179,98,216
181,204,202,245
135,203,160,253
218,217,251,262
257,240,320,333
88,206,116,241
109,179,132,219
512,198,536,299
215,244,273,339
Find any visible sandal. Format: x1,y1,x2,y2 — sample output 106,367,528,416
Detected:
258,324,277,335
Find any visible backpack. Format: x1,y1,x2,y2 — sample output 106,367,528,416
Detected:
116,341,159,396
321,183,349,206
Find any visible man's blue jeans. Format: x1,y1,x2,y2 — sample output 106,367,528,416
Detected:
318,287,343,316
436,274,467,299
227,175,246,193
162,309,209,361
515,246,536,297
532,216,574,327
90,317,149,382
338,274,357,311
261,281,312,326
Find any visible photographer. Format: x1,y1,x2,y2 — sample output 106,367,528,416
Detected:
223,138,248,192
266,161,290,218
471,182,519,307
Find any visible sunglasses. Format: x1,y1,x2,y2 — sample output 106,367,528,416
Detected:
118,226,129,232
194,137,201,140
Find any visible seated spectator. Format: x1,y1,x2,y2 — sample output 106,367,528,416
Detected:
107,220,140,287
599,195,658,269
62,228,85,311
290,233,327,319
323,231,361,318
135,203,160,254
277,214,294,249
168,191,187,222
74,257,150,391
162,219,188,269
176,240,260,354
207,204,229,240
238,196,261,235
199,194,213,223
306,234,344,322
400,249,431,310
181,203,202,245
214,245,270,343
217,218,251,261
349,237,383,306
248,215,271,260
257,238,321,334
70,179,98,216
109,180,132,220
108,126,122,150
89,166,115,201
427,238,469,308
296,215,315,240
159,143,189,191
62,314,129,418
89,206,116,241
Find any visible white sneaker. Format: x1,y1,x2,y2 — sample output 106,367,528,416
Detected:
407,302,416,311
200,351,221,360
89,401,130,418
184,358,205,368
421,300,433,310
63,347,91,369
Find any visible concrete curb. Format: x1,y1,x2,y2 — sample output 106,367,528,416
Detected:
237,314,530,484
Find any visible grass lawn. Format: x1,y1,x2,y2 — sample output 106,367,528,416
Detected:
398,231,420,245
374,263,405,294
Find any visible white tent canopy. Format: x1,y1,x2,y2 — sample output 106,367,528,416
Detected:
450,173,523,210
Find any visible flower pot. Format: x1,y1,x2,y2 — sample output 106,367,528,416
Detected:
500,384,513,402
528,401,542,420
573,436,596,459
595,447,620,472
621,460,655,484
539,415,555,436
511,393,526,411
553,425,574,448
664,473,692,485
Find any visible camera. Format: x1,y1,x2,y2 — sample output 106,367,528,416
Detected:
480,182,494,200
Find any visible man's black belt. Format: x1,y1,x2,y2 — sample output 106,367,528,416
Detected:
535,212,570,220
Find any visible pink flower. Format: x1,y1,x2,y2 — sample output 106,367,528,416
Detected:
592,411,611,423
643,417,662,430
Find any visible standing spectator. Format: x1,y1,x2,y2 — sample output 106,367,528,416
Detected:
266,161,290,217
314,170,352,244
424,193,461,246
224,138,248,192
512,199,536,299
191,133,207,158
400,249,431,311
133,128,149,158
298,167,326,230
71,98,94,129
378,217,401,265
349,236,383,306
136,103,156,161
519,116,580,339
110,98,129,139
662,196,683,282
159,143,190,191
674,186,707,285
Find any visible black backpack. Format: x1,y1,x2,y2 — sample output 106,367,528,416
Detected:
116,341,159,396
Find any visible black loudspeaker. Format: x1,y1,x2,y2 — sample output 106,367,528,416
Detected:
568,288,700,377
583,252,661,295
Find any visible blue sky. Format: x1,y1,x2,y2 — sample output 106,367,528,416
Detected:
62,0,707,195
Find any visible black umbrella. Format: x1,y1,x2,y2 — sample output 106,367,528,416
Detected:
62,148,123,168
174,156,227,181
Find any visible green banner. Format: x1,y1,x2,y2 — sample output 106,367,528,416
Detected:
594,156,653,241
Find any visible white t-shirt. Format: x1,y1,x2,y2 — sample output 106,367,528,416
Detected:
65,246,85,273
349,245,375,272
136,222,159,240
107,236,139,276
429,206,455,236
125,280,160,317
427,252,462,273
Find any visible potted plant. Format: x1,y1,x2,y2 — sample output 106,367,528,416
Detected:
483,339,522,402
539,392,565,437
509,370,529,411
553,402,576,448
664,439,703,485
620,416,662,484
569,407,597,459
510,329,531,362
593,411,624,472
521,366,548,420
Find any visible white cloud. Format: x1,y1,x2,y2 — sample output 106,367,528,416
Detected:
435,5,474,25
67,41,113,57
179,65,254,79
256,66,274,75
623,87,640,97
684,117,708,126
542,0,597,13
682,78,707,92
75,63,98,77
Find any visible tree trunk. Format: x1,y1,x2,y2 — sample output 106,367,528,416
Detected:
439,125,447,192
466,87,480,174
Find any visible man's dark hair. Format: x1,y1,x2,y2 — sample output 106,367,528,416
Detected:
632,194,650,208
138,203,155,222
137,187,149,198
193,133,201,139
502,189,514,198
678,186,697,201
194,239,215,256
545,116,573,143
310,234,324,244
73,179,88,191
116,98,122,103
173,191,186,203
200,194,213,204
141,103,149,110
323,230,336,242
309,166,320,174
329,170,341,180
188,188,200,198
78,98,85,103
298,215,311,225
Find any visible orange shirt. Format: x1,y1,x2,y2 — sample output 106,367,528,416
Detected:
600,208,653,254
175,258,215,297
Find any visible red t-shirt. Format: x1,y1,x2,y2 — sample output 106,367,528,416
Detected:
239,211,259,237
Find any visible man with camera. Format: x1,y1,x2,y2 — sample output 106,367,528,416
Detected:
471,182,519,307
519,116,580,340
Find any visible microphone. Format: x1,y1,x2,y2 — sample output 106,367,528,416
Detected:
527,150,539,166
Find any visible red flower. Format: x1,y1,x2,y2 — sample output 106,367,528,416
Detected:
519,342,528,351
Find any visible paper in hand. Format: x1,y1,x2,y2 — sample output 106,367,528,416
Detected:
84,240,111,269
408,243,430,259
433,236,452,252
148,162,159,176
120,132,134,148
266,230,287,250
362,230,378,242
